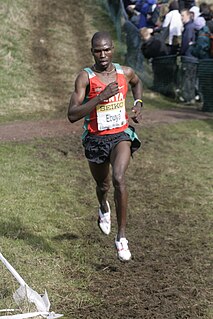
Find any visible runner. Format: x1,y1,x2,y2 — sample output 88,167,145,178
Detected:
68,31,143,261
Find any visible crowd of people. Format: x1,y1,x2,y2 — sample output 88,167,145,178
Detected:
123,0,213,104
123,0,213,59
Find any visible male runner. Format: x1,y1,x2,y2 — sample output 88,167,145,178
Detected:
68,31,143,261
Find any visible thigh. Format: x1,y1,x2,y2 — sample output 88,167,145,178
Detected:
88,161,110,185
110,141,131,177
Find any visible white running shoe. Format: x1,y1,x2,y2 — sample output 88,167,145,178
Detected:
115,237,131,262
98,201,111,235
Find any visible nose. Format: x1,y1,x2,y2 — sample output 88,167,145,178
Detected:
100,50,106,57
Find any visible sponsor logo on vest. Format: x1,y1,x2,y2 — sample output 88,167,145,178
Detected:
118,85,124,90
103,92,124,103
98,101,124,112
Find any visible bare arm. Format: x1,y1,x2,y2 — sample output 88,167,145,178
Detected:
123,66,143,123
68,70,120,123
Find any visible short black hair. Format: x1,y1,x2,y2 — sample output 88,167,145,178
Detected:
169,0,179,11
91,31,112,47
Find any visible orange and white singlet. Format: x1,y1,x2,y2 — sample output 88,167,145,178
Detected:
83,63,129,136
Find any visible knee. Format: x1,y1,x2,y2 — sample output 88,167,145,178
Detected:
112,172,126,189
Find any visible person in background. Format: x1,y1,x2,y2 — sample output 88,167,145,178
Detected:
123,0,140,26
189,5,200,22
199,2,213,33
180,8,195,56
178,0,195,11
177,9,197,104
140,27,169,58
162,0,183,54
123,0,137,12
128,0,160,29
68,31,143,262
190,16,211,59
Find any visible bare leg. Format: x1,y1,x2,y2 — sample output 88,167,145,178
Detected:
110,141,131,240
88,161,110,213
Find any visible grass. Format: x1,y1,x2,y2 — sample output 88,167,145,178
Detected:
0,0,128,124
0,120,213,317
0,0,37,118
0,0,182,124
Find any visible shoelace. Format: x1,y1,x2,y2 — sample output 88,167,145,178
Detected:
117,240,128,251
99,212,110,222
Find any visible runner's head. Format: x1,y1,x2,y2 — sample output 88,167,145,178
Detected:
91,32,114,71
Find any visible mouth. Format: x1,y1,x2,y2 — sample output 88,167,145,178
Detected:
100,62,107,67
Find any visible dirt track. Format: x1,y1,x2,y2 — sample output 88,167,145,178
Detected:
0,107,212,142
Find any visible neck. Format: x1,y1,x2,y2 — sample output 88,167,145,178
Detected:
92,64,115,74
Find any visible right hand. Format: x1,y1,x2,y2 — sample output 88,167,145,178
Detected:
99,81,119,101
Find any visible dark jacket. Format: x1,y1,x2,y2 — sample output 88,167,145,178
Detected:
180,20,195,56
135,0,159,28
207,20,213,33
190,25,211,59
141,36,169,59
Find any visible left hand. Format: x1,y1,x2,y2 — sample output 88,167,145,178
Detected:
131,105,142,123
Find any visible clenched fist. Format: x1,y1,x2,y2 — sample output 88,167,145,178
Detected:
98,81,119,101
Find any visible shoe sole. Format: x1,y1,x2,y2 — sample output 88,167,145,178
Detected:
117,254,131,262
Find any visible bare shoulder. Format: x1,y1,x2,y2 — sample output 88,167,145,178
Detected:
76,69,89,81
120,65,137,82
75,69,89,88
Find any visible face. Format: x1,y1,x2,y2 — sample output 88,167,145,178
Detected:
181,11,190,24
91,37,114,70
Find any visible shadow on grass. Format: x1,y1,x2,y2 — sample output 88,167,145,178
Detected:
0,217,54,253
53,233,79,241
202,118,213,130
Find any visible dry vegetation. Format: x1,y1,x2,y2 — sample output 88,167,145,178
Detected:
0,0,113,119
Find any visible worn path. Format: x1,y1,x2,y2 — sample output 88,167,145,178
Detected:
0,108,212,142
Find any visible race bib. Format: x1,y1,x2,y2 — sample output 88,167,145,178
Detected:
96,100,126,131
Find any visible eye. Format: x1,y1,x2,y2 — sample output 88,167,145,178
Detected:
104,48,111,53
93,47,112,54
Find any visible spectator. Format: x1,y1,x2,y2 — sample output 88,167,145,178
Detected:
190,16,211,59
124,0,140,26
123,0,137,12
180,8,196,56
177,9,198,104
189,5,200,22
199,2,213,33
162,0,183,54
178,0,195,11
140,27,169,58
158,1,170,23
128,0,160,29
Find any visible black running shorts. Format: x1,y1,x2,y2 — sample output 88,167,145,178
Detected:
82,127,141,164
